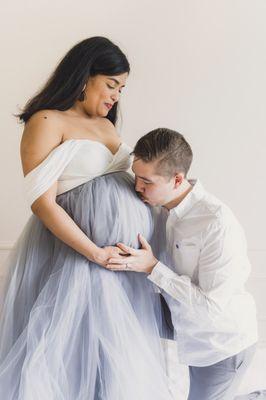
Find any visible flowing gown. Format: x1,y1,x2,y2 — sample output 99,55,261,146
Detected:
0,139,176,400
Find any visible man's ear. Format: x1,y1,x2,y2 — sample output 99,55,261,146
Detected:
173,173,184,188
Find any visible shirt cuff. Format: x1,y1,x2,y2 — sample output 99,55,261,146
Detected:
147,261,192,307
148,261,178,288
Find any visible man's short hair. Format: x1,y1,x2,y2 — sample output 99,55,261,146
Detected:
132,128,193,178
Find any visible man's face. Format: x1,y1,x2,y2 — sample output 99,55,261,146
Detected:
132,158,178,206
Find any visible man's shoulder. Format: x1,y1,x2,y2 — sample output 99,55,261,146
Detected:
189,185,240,232
196,190,244,240
199,191,227,217
186,180,226,219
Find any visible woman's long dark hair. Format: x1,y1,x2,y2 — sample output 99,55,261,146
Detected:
17,37,130,125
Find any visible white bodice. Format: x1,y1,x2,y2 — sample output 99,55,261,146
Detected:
57,140,132,195
24,139,133,206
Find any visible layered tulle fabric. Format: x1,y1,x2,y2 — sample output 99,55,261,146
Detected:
0,171,174,400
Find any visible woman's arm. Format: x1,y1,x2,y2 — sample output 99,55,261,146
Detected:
20,110,121,266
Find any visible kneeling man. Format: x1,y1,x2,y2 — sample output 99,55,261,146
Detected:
107,128,258,400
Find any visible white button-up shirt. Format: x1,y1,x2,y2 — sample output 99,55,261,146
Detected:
148,180,258,367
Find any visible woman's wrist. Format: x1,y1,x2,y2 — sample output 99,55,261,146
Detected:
89,246,104,265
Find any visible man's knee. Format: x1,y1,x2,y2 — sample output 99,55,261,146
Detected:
188,346,256,400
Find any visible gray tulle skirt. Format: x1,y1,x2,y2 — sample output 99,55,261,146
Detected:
0,172,174,400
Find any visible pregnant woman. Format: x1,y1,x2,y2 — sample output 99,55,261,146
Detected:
0,37,174,399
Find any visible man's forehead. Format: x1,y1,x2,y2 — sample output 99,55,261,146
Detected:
132,158,163,181
133,157,156,166
132,157,155,172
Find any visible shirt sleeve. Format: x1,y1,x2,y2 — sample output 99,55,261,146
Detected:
147,218,251,321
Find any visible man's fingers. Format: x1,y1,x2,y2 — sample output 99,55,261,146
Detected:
138,234,150,250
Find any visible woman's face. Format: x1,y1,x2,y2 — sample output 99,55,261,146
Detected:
83,72,128,117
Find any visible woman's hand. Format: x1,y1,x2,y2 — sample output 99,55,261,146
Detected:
106,234,158,274
93,246,128,268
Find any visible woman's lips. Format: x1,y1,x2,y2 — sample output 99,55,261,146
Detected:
105,103,113,110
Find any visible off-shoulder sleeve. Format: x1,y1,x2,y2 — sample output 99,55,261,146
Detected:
24,140,82,206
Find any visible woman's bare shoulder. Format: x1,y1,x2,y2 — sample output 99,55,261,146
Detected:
21,110,65,176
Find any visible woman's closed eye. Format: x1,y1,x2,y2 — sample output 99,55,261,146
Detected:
107,84,122,93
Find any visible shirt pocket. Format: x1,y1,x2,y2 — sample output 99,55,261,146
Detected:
176,238,200,277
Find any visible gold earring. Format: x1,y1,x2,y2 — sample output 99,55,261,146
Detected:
79,84,86,102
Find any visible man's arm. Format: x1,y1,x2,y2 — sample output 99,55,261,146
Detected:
148,219,250,321
108,219,251,321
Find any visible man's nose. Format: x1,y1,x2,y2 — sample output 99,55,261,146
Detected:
135,179,144,193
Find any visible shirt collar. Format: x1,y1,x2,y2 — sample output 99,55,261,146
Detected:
170,179,205,219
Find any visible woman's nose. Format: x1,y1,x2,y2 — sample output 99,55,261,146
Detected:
111,90,120,103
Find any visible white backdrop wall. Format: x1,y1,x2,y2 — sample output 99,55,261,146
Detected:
1,0,266,344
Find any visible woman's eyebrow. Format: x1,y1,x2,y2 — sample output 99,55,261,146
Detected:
107,77,125,87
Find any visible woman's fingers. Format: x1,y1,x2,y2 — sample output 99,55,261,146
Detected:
108,255,135,265
116,242,137,255
116,248,128,256
106,263,135,271
107,264,131,271
116,242,130,253
108,246,128,257
108,258,128,265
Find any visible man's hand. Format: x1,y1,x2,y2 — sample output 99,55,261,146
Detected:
106,234,158,274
